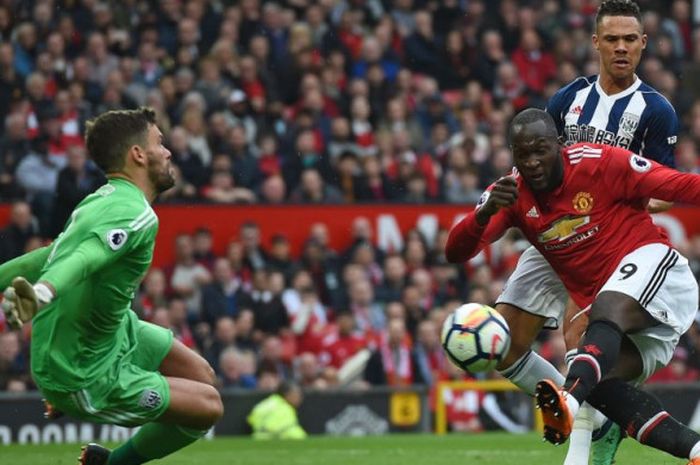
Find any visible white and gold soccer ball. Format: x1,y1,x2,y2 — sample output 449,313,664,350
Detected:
441,302,511,373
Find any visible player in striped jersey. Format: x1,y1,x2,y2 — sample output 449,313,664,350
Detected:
548,69,677,169
0,108,223,465
491,2,680,465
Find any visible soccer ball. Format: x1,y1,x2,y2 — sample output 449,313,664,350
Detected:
441,302,511,373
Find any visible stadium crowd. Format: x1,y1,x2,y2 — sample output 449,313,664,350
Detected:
2,0,700,395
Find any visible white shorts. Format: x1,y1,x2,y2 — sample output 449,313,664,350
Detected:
598,243,698,383
496,246,568,329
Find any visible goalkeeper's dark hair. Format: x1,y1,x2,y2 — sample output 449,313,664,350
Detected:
508,108,558,143
596,1,642,29
85,107,157,174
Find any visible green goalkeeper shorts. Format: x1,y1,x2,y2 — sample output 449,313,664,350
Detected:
41,314,174,427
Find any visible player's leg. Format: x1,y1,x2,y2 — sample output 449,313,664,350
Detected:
158,338,216,386
563,290,664,409
536,290,658,444
495,303,565,393
583,334,700,462
158,376,224,428
495,246,567,394
537,244,698,444
497,246,613,460
104,376,223,465
91,371,223,465
561,298,620,465
562,298,589,364
94,317,224,465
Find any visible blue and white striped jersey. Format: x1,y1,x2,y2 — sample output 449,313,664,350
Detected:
546,75,678,167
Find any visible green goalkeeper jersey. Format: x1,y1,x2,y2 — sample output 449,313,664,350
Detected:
30,178,158,391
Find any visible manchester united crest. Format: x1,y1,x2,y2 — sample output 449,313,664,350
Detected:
573,192,593,214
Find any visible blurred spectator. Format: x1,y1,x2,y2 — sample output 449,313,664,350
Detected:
169,126,208,191
267,234,295,279
321,311,367,369
286,283,327,355
235,308,258,352
412,319,449,387
224,89,257,142
376,97,424,152
0,332,28,390
376,254,408,303
348,278,385,335
475,29,508,89
294,352,327,389
0,200,39,262
440,29,475,90
166,298,197,349
133,268,169,321
355,155,395,202
0,113,31,198
239,221,269,272
258,173,287,204
201,168,256,204
239,268,289,336
284,129,332,191
403,10,442,77
203,316,237,373
289,167,343,204
258,335,292,380
200,257,243,327
50,144,105,236
167,233,212,317
14,140,61,234
511,29,557,94
193,227,216,269
492,61,530,111
219,347,257,389
364,317,421,386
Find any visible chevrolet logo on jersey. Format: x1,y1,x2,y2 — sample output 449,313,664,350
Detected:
538,216,591,243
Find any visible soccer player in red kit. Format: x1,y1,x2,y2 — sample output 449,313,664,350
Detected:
446,108,700,465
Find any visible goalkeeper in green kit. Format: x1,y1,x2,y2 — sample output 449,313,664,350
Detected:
0,108,223,465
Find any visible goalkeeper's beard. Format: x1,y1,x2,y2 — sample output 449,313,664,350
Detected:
147,158,176,194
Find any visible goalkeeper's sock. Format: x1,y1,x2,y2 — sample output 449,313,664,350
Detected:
108,424,207,465
107,440,146,465
499,350,565,396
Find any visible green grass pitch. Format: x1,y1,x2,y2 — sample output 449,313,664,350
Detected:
1,432,689,464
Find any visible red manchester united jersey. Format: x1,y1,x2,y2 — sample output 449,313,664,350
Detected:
446,143,700,308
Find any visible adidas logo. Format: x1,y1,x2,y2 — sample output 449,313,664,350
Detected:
527,206,539,218
569,105,583,115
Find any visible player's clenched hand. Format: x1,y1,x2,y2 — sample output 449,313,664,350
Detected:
476,176,518,224
2,277,40,330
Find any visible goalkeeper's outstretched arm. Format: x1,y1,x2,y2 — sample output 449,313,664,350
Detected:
0,246,52,290
2,237,118,329
38,235,118,296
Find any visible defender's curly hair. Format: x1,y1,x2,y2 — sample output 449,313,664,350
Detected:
596,1,642,28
